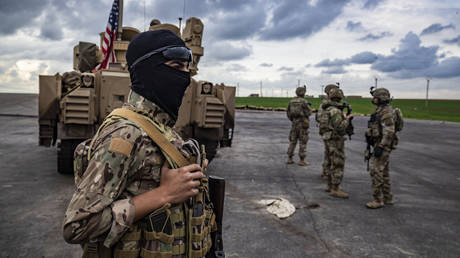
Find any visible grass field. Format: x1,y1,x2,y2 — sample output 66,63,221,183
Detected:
235,97,460,122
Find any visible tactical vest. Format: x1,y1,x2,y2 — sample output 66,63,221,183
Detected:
365,106,400,149
317,104,331,136
74,108,216,258
288,98,309,119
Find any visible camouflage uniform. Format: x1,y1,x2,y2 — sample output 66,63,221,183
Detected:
367,104,395,205
286,94,312,163
321,101,349,194
316,99,332,179
63,91,213,257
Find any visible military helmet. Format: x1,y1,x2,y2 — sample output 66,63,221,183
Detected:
328,87,344,101
296,86,306,97
150,19,161,26
324,84,338,95
371,87,391,102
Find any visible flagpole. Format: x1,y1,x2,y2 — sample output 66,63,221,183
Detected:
117,0,123,40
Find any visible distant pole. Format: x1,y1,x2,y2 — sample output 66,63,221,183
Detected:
178,17,183,31
143,0,146,31
118,0,124,40
297,79,300,87
237,82,239,97
272,88,274,97
375,77,378,88
425,78,431,108
260,81,263,97
321,85,324,96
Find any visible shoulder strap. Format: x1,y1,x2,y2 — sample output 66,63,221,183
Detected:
109,108,190,168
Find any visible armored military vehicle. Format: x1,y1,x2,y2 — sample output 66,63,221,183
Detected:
38,11,235,174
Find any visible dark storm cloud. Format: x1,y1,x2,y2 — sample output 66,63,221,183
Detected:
278,66,294,71
359,31,392,41
350,51,378,64
316,32,460,79
316,51,377,67
443,35,460,46
40,12,63,40
370,32,460,78
371,32,438,73
0,0,49,35
260,0,350,40
420,23,455,36
346,21,364,32
208,7,267,40
260,63,273,67
427,57,460,78
322,66,346,74
363,0,385,9
316,58,348,67
206,42,252,61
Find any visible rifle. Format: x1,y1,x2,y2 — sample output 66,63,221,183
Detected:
207,175,225,258
340,102,354,140
364,135,373,171
364,114,376,171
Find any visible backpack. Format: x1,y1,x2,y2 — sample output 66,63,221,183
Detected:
317,104,331,135
288,98,308,119
393,108,404,132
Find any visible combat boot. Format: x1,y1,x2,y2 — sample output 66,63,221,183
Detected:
286,157,294,164
325,184,332,192
383,198,393,205
330,188,349,199
298,159,309,166
366,200,384,209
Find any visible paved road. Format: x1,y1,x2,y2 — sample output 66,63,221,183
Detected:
1,94,459,257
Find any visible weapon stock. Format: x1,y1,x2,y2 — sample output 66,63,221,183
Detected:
340,102,354,140
207,175,225,258
364,135,373,171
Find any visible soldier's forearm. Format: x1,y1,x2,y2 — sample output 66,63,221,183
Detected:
132,187,170,221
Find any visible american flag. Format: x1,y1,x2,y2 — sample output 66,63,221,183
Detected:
94,0,119,71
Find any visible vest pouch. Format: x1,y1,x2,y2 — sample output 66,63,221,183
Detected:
142,207,174,258
391,134,399,149
73,138,92,186
302,118,310,129
322,131,332,141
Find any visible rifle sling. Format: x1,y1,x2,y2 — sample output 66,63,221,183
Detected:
109,108,190,168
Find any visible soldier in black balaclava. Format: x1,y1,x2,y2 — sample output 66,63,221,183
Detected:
63,30,215,257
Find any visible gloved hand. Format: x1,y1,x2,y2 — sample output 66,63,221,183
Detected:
374,146,384,157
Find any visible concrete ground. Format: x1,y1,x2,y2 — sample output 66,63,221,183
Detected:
1,93,459,257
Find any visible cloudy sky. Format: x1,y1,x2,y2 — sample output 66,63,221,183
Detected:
1,0,460,98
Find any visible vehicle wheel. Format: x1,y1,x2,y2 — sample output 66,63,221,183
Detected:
200,139,218,163
57,139,83,174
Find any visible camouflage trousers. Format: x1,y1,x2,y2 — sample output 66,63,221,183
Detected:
323,138,345,189
287,123,309,159
369,149,393,202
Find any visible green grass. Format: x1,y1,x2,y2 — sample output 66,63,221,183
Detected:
236,97,460,123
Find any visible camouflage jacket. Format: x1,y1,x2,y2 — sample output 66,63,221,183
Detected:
322,101,349,140
63,90,186,248
368,104,395,150
287,97,312,122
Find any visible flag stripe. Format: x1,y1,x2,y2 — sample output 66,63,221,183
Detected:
94,0,119,71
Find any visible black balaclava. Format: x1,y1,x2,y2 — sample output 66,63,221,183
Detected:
126,30,191,120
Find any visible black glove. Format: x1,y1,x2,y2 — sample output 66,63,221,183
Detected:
374,146,383,157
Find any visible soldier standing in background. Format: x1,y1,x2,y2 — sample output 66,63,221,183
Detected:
321,88,353,198
365,88,401,209
286,86,312,166
316,84,339,179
